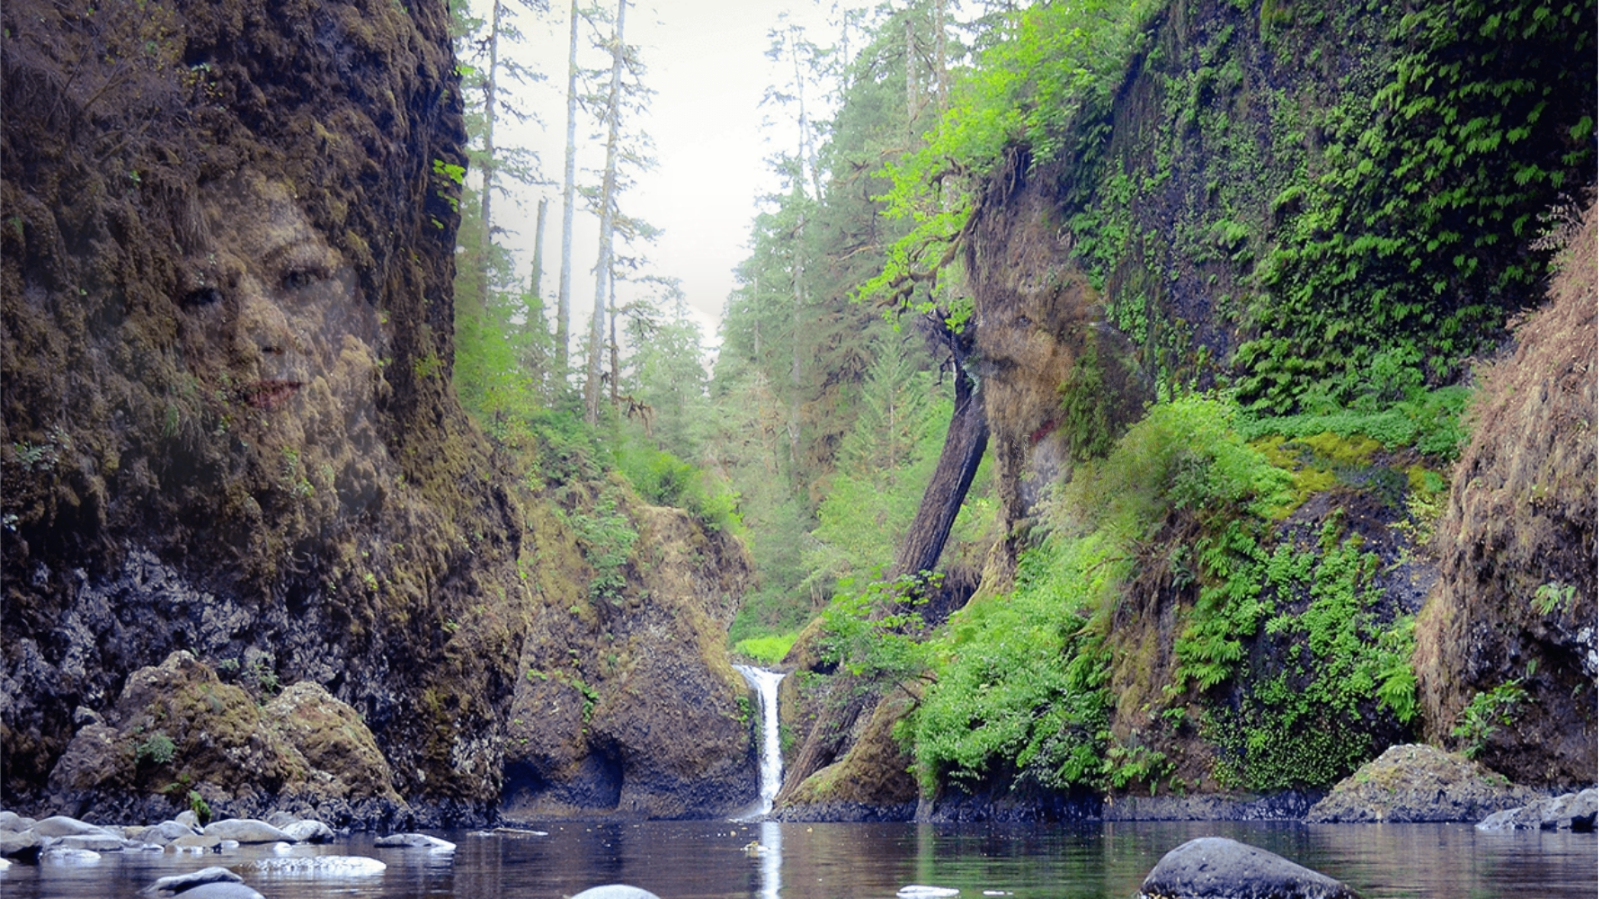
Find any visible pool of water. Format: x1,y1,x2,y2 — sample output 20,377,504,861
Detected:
1,818,1592,899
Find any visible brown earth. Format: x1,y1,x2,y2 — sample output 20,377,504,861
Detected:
1414,203,1598,787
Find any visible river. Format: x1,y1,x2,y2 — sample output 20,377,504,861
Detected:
1,818,1592,899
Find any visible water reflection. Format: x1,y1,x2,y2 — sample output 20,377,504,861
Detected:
0,820,1591,899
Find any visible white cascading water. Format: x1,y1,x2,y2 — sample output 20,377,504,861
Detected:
733,664,786,817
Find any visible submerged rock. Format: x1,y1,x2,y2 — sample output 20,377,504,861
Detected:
41,847,103,865
898,886,961,898
1477,788,1598,832
144,866,244,894
374,832,455,851
570,887,662,899
243,855,387,876
203,819,294,844
0,829,44,861
173,883,266,899
1304,744,1537,823
1138,837,1359,899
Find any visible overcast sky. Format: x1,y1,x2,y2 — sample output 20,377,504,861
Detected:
484,0,868,358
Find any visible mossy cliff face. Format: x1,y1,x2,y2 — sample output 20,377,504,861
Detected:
1,0,755,820
1414,206,1597,787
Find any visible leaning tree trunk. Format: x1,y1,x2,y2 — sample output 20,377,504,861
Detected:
891,348,987,580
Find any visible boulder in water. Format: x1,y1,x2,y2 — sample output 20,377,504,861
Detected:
244,855,387,876
0,811,35,832
1138,837,1359,899
1477,788,1598,832
60,833,135,852
170,833,223,851
175,883,266,899
570,887,661,899
374,832,455,851
42,846,103,865
138,821,201,845
0,829,44,861
899,887,960,898
203,819,294,844
279,819,335,843
144,866,244,894
31,815,117,838
1305,744,1536,823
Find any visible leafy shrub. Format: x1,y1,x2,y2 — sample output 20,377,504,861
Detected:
135,731,177,766
734,632,799,665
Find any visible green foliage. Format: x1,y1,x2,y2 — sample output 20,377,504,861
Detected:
1533,581,1576,616
1237,383,1472,460
1452,679,1528,759
135,731,177,766
818,572,939,686
1237,0,1595,411
734,633,798,665
613,436,740,534
912,542,1114,792
188,790,212,826
861,0,1160,314
560,490,638,603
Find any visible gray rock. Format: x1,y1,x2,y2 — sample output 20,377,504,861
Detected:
170,833,223,851
144,866,244,893
1305,744,1537,823
242,855,386,876
374,832,455,851
0,811,35,832
203,819,293,844
1138,837,1359,899
264,812,299,828
279,819,335,843
1477,788,1598,832
0,829,44,861
570,887,662,899
175,811,200,829
31,815,118,838
139,821,201,844
174,883,266,899
60,833,134,852
42,846,103,865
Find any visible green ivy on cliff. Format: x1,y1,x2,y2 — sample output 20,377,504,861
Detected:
1237,0,1596,411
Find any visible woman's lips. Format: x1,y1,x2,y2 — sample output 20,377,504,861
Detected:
242,379,303,409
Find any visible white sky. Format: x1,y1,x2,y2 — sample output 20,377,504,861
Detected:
481,0,869,357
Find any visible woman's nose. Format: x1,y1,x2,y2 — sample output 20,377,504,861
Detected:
236,276,296,358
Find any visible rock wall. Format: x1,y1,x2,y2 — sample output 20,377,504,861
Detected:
1,0,756,822
1414,205,1598,787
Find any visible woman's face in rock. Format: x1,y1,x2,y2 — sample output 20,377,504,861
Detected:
180,175,379,421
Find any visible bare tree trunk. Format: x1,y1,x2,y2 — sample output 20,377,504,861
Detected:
891,354,987,579
585,0,626,425
904,11,916,139
556,0,581,378
530,196,547,304
608,264,619,411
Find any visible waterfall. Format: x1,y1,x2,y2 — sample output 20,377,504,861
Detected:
733,664,785,817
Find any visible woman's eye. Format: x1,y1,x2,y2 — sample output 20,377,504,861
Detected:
282,268,324,292
183,286,222,307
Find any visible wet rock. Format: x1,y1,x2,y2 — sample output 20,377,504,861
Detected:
374,832,455,851
1305,744,1538,823
41,846,102,865
30,815,119,838
0,829,44,861
570,887,662,899
242,855,386,875
1477,788,1598,832
203,819,294,844
0,858,10,871
279,819,335,843
1137,837,1359,899
60,833,135,852
144,866,244,893
170,833,223,851
173,883,266,899
137,821,201,844
0,811,35,832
